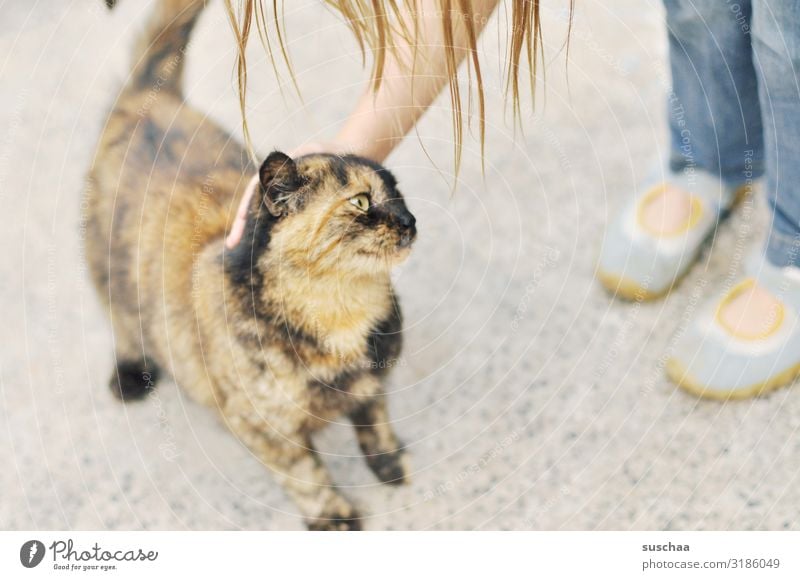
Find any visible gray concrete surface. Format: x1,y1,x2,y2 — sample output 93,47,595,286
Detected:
1,0,799,530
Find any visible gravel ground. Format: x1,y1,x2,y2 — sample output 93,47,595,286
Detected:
1,0,798,530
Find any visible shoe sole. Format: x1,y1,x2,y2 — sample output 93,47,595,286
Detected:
666,357,800,400
596,269,672,301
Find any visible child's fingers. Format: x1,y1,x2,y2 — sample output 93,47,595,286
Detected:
225,217,246,249
226,175,260,249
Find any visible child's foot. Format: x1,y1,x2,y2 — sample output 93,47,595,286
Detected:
598,168,749,300
639,183,701,236
666,258,800,399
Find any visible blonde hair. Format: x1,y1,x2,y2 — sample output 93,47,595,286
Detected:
224,0,571,168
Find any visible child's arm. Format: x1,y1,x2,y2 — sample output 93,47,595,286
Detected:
226,0,499,248
317,0,500,162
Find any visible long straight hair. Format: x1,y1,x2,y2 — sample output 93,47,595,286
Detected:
223,0,572,170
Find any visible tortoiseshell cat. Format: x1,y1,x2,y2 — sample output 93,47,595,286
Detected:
86,0,416,530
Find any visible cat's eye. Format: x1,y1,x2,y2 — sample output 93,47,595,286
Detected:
349,193,371,212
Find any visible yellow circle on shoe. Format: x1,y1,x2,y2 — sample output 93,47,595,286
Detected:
715,278,786,340
636,183,704,237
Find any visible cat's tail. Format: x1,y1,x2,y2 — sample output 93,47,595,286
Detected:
110,0,206,95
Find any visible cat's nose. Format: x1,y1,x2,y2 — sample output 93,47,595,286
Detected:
397,213,416,248
398,213,416,229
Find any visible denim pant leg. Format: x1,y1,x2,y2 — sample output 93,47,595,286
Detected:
751,1,800,268
663,0,764,185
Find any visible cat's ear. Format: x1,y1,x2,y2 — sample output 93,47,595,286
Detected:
258,151,301,217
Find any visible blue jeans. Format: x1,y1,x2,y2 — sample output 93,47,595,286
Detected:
664,0,800,268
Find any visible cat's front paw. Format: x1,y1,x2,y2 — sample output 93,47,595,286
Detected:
109,360,159,401
307,506,362,531
366,449,410,486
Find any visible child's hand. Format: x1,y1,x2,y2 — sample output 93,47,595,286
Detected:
225,0,500,251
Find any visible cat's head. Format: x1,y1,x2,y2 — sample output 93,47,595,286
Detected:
249,151,416,274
